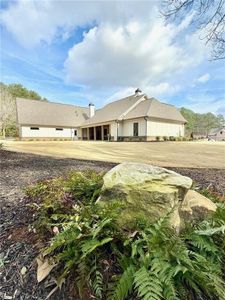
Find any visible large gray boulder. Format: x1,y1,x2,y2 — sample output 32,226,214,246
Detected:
99,162,193,229
180,190,217,223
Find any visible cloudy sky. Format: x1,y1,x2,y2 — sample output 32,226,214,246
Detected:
1,0,225,115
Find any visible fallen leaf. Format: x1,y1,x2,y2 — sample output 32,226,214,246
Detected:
20,266,27,275
36,255,56,283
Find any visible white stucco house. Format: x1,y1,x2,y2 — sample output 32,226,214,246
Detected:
16,90,187,141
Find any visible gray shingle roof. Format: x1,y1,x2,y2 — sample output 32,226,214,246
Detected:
82,94,186,126
146,98,186,123
16,98,89,127
208,127,224,135
81,94,144,126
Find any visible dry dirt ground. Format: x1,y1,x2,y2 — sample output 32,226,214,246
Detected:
3,140,225,169
1,149,225,300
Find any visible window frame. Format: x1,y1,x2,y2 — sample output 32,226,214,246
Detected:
133,122,139,137
30,127,39,130
55,128,63,131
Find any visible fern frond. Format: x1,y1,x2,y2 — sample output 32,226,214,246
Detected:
195,225,225,236
81,237,113,259
109,265,135,300
76,261,89,297
134,267,163,300
91,270,104,299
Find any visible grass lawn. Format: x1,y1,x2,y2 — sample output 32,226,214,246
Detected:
2,140,225,168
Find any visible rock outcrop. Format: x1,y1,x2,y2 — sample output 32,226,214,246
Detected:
180,190,217,223
99,162,216,230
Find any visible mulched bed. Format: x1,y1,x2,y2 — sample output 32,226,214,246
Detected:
0,149,225,300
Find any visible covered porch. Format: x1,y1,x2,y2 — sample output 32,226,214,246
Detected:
81,124,111,141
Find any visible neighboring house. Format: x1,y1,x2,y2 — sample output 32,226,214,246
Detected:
16,98,89,140
16,90,187,141
208,126,225,141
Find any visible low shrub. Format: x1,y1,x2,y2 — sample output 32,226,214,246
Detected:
169,136,176,141
5,123,18,137
0,143,3,150
163,136,168,141
156,136,160,141
26,170,103,232
28,173,225,300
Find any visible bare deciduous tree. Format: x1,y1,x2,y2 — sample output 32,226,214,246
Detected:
162,0,225,59
0,83,16,139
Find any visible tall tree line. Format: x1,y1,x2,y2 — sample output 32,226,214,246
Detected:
0,82,47,138
180,107,225,136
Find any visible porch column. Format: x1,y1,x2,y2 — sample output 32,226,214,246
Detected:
101,126,104,141
94,127,96,140
87,128,90,140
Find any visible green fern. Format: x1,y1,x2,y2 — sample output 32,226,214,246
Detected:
134,266,163,300
91,269,104,299
109,265,135,300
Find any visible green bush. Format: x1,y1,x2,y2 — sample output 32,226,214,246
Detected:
5,123,18,137
28,173,225,300
169,136,176,141
156,136,160,141
163,136,168,141
0,143,3,150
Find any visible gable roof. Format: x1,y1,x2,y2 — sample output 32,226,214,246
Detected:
208,127,225,135
16,98,89,127
81,94,144,126
81,94,186,126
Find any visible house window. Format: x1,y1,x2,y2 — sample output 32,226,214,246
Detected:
30,127,39,130
133,123,139,136
74,130,77,136
56,128,63,131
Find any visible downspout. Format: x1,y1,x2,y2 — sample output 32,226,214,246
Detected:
144,116,148,141
116,120,119,142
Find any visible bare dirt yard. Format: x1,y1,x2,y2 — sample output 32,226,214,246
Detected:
1,147,225,300
3,140,225,169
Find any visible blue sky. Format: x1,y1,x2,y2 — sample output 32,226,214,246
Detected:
0,0,225,115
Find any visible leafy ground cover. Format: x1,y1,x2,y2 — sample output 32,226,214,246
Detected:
24,171,225,300
0,150,225,300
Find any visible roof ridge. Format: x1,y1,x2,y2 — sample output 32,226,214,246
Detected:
146,97,154,116
118,95,146,120
105,93,144,106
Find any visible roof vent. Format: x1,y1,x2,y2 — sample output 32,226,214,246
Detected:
135,88,142,96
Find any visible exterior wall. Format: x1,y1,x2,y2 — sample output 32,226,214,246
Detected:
147,119,184,138
119,118,147,137
20,126,78,139
110,122,118,141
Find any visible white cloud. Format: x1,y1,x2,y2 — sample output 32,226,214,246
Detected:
1,0,210,103
64,19,206,89
185,93,225,115
0,1,158,47
197,73,210,83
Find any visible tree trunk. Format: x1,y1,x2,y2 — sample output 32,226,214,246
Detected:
2,126,6,139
